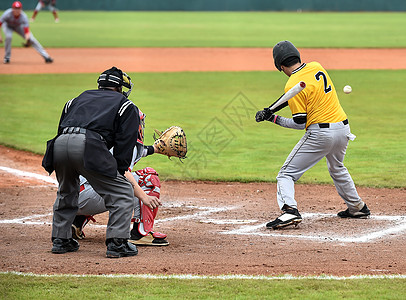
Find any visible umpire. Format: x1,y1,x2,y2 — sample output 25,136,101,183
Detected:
42,66,140,258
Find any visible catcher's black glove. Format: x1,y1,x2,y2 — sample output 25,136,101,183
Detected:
22,39,32,48
255,108,274,122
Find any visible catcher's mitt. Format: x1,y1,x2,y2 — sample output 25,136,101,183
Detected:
153,126,187,160
22,39,32,48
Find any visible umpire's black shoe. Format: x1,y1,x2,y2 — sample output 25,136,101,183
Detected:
51,238,79,254
266,208,302,230
106,238,138,258
338,204,370,219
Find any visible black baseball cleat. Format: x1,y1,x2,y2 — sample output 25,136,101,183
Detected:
4,58,10,64
45,57,53,63
266,208,302,230
338,204,370,219
106,238,138,258
51,238,79,254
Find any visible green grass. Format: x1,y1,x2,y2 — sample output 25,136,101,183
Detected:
19,11,406,48
2,10,405,298
1,70,405,188
1,273,406,300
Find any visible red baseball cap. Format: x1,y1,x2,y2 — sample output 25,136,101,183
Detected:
12,1,22,9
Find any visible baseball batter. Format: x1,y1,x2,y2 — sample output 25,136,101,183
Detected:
256,40,370,229
0,1,53,64
31,0,59,23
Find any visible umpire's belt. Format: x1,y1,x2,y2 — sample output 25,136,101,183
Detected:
62,127,86,134
318,119,348,128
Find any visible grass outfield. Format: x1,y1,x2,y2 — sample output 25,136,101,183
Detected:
1,273,406,299
2,10,405,298
1,70,405,188
19,11,406,48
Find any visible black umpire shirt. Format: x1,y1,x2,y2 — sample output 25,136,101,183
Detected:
51,89,140,177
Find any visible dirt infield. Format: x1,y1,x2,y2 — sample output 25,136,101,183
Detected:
1,48,406,74
1,146,405,276
1,47,405,276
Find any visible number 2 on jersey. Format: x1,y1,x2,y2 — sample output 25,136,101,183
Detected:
315,71,332,94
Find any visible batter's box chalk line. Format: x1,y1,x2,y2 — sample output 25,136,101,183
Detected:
0,203,240,228
220,213,406,243
2,166,406,243
199,219,258,225
2,206,406,244
0,166,58,185
0,213,53,225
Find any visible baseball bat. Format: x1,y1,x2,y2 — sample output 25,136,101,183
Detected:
268,81,306,111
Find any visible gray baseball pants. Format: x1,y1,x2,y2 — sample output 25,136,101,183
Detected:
2,24,50,60
77,175,141,220
276,121,364,214
52,133,134,240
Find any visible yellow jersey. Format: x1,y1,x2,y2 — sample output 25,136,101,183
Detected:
285,62,347,129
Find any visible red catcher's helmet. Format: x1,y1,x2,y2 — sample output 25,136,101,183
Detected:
12,1,22,9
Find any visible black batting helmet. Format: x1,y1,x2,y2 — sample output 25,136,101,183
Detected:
273,41,301,72
97,66,133,97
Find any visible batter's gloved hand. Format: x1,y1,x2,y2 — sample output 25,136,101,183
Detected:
255,108,274,122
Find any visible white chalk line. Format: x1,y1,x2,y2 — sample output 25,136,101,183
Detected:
75,204,240,229
2,271,406,280
200,218,258,225
0,204,240,228
0,166,58,185
222,222,406,243
221,212,406,243
2,210,406,243
1,166,406,243
0,213,52,225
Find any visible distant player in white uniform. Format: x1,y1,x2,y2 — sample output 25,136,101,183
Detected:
72,110,169,246
0,1,53,64
31,0,59,23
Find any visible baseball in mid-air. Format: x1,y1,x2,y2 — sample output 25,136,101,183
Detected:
343,85,352,94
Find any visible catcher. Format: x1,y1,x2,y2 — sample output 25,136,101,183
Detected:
71,120,187,246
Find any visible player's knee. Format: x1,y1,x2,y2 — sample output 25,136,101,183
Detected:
135,167,161,198
277,171,298,182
